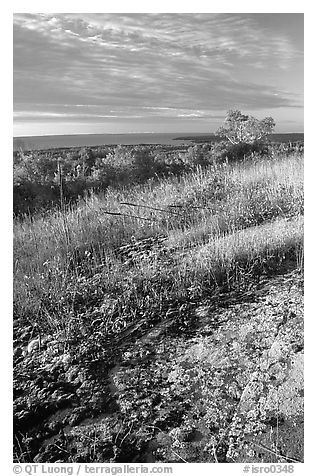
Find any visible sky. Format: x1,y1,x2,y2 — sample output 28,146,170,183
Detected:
13,12,304,136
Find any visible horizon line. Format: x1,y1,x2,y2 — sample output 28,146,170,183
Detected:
13,131,304,139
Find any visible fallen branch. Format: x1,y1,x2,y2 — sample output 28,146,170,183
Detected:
120,201,181,216
167,204,214,211
170,448,188,463
100,209,157,222
253,442,303,464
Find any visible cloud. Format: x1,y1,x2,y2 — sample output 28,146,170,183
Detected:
13,13,303,133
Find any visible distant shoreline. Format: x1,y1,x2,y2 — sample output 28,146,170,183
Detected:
174,133,304,143
13,132,206,140
13,131,304,139
13,132,304,152
13,132,204,151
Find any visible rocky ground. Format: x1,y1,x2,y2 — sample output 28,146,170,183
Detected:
13,268,303,463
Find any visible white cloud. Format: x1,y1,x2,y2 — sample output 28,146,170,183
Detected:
13,13,303,133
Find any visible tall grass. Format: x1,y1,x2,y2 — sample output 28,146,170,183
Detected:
13,152,303,333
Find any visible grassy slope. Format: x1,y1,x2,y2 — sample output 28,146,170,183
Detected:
13,152,304,463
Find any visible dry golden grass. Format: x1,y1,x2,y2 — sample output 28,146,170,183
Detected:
13,152,303,329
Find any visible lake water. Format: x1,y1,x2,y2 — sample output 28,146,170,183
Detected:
13,132,304,152
13,133,203,151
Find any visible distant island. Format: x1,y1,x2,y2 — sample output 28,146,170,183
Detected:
174,132,304,143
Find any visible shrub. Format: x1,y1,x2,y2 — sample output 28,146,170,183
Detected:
208,140,269,163
216,110,275,145
181,144,213,167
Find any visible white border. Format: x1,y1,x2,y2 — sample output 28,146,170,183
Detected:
4,3,313,475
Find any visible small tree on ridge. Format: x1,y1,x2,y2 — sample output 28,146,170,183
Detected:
216,110,275,145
